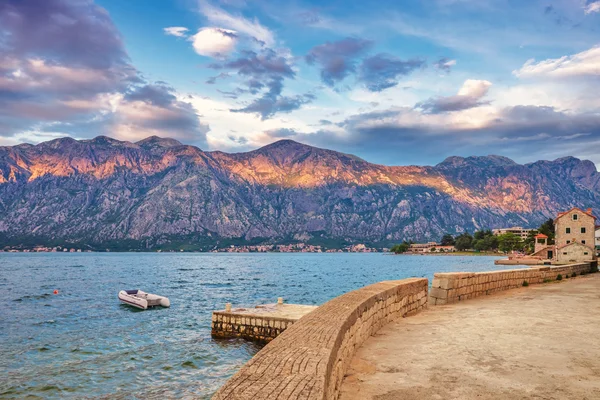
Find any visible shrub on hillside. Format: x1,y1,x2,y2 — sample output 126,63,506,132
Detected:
522,280,529,287
557,274,563,281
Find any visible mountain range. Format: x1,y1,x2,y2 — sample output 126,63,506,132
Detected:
2,136,600,250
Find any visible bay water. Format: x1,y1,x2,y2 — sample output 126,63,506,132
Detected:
0,253,502,399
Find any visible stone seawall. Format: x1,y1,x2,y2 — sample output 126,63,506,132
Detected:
430,263,591,305
212,278,428,400
211,303,318,343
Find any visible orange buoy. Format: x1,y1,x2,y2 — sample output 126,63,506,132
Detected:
53,290,59,295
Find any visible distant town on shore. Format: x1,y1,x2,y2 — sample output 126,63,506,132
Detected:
6,209,600,257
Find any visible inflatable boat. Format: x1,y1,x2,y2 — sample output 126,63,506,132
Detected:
118,289,170,310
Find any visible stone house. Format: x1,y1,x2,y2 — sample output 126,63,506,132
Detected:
554,207,596,263
528,207,596,264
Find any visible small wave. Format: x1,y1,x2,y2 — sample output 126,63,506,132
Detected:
34,320,56,326
200,282,232,287
13,293,51,302
181,360,198,369
66,265,85,268
177,268,194,271
262,283,276,287
38,346,50,352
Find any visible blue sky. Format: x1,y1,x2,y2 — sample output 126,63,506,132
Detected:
1,0,600,166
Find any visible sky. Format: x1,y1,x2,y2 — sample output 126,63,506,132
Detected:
1,0,600,166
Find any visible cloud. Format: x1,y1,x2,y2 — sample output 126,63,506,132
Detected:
584,1,600,14
164,26,189,37
433,57,457,73
306,38,373,86
210,48,313,119
513,46,600,79
206,72,230,84
0,0,129,70
198,1,275,47
416,79,492,113
294,104,600,166
114,83,209,146
0,0,207,147
191,27,238,57
358,53,425,91
233,93,315,120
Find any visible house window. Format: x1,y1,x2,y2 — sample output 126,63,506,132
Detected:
584,252,589,255
581,227,586,233
573,214,578,221
582,240,586,244
563,252,568,255
566,227,571,234
566,240,571,244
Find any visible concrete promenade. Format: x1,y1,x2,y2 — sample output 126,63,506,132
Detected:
340,274,600,400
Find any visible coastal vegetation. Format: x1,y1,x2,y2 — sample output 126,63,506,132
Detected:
391,218,559,255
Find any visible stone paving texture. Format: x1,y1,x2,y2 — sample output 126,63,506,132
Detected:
212,278,428,400
340,274,600,400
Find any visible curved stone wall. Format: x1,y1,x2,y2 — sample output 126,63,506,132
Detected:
212,278,428,400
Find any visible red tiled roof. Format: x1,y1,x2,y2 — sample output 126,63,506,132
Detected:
534,233,548,239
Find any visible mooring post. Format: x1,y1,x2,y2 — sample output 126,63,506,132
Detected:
277,297,283,305
225,303,232,312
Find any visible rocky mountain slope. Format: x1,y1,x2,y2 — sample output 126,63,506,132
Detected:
1,136,600,249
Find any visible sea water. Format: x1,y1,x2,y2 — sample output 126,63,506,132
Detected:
0,252,502,399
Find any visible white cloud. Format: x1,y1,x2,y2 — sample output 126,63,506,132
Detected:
513,46,600,79
457,79,492,97
190,27,237,58
163,26,189,37
198,1,275,47
584,1,600,14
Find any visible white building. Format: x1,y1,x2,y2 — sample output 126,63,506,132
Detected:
492,226,534,240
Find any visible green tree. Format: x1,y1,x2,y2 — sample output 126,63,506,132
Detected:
474,230,486,241
455,233,473,251
440,234,455,246
538,218,555,245
391,242,410,254
497,232,523,253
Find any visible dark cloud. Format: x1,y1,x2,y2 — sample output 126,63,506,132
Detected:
0,0,129,70
233,93,315,120
306,38,373,86
319,119,333,125
416,80,491,114
228,134,248,145
417,95,489,114
206,72,230,84
218,89,240,99
0,0,207,146
358,53,425,92
211,49,313,119
433,57,455,73
292,105,600,166
125,84,179,107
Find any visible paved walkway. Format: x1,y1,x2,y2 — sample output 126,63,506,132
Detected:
340,274,600,400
